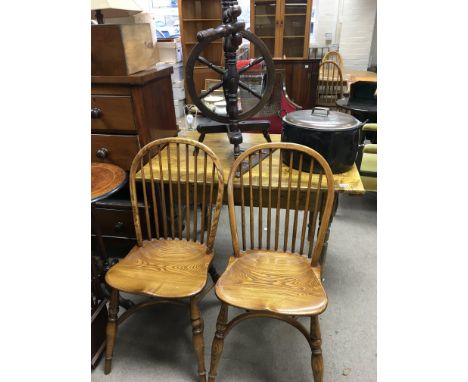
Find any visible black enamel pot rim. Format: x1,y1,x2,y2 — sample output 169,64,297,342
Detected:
282,108,362,132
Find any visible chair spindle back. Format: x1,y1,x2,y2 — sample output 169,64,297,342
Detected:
129,138,224,253
317,60,344,108
227,142,335,266
322,50,343,69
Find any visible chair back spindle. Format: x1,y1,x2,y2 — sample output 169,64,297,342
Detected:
129,138,224,254
317,60,344,109
227,143,335,266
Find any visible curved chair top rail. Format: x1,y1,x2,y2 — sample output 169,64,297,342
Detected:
227,142,335,267
129,137,225,254
322,50,343,69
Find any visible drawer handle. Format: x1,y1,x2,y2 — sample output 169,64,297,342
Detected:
96,147,109,159
114,221,125,233
91,107,102,119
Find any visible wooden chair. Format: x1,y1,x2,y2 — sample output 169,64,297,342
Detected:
104,137,224,382
322,50,343,69
316,60,344,109
208,142,335,381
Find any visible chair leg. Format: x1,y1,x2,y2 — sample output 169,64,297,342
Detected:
208,303,229,382
104,289,119,375
190,297,207,382
310,316,324,382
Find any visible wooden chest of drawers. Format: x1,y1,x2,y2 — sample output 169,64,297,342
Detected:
91,67,178,170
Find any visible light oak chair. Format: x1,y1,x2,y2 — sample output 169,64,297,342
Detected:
317,60,344,109
104,137,224,382
208,142,335,382
322,50,343,70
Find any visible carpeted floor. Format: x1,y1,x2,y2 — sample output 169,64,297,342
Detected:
92,192,376,381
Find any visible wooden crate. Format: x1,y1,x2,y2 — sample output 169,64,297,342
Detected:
91,24,158,76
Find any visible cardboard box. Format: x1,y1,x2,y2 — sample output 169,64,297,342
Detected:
133,12,158,45
91,24,158,76
158,39,183,63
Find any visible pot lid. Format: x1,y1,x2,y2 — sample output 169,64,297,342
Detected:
283,107,361,131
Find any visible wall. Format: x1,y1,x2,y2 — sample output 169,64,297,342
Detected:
312,0,341,46
337,0,376,69
312,0,376,70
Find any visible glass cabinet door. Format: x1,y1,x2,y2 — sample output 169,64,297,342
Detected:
252,0,277,57
282,0,309,58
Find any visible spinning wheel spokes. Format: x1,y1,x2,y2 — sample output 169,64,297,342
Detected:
196,56,225,75
186,30,275,124
238,56,264,74
200,81,224,99
238,80,262,99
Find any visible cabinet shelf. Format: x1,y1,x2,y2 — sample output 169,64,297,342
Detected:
251,0,311,59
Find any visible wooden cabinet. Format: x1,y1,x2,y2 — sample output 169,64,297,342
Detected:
251,0,312,59
274,58,320,108
91,67,178,170
178,0,223,103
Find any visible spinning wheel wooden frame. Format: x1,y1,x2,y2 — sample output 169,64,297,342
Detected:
186,30,275,123
185,0,276,159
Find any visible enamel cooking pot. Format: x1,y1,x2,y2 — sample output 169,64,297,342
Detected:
281,107,363,173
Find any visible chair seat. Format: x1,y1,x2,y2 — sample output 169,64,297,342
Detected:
215,250,327,316
105,239,213,298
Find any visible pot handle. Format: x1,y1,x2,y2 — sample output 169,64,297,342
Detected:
358,119,369,144
311,107,330,116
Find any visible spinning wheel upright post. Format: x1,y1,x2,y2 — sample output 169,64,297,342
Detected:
185,0,276,159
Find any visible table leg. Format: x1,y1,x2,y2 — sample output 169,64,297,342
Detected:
317,191,339,277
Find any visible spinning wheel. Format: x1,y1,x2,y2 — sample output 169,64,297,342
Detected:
186,30,275,124
185,1,276,159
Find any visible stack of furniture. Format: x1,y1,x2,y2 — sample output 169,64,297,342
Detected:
178,0,223,103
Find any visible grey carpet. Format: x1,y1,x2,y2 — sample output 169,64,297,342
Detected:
92,192,376,381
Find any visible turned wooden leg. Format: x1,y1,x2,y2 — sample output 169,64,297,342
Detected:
310,315,324,382
104,289,119,375
190,297,207,382
208,303,229,382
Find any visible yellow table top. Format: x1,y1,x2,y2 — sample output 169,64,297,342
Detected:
137,131,365,195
